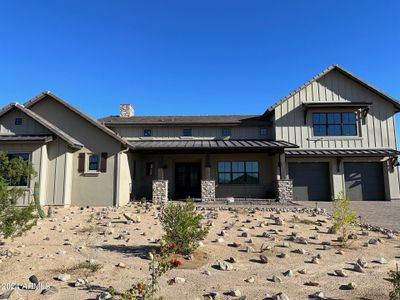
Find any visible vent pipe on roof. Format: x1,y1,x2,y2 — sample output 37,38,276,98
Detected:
120,104,134,117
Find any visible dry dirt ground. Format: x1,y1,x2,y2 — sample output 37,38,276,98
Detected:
0,203,399,300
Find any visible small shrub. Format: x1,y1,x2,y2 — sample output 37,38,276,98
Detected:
109,250,177,299
33,182,46,218
47,206,53,218
330,191,357,245
389,264,400,300
160,199,209,255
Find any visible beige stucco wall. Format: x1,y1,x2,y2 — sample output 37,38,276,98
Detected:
29,95,132,207
0,109,51,136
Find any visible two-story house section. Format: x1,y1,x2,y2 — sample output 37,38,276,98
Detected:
269,64,400,201
1,64,399,206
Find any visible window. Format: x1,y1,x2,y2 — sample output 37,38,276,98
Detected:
88,154,99,171
182,128,192,136
218,161,259,184
143,129,152,137
259,127,268,137
222,128,231,137
146,162,153,176
6,153,30,186
313,112,357,136
15,118,23,125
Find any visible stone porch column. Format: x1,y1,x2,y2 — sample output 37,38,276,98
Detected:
275,151,293,203
201,154,215,202
152,180,168,203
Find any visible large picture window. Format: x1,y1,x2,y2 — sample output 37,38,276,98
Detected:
218,161,259,184
312,112,357,136
6,153,30,186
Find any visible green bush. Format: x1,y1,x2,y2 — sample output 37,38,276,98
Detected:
0,152,37,241
390,264,400,300
330,191,357,245
160,199,208,255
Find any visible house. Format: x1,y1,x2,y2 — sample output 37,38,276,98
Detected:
0,64,399,206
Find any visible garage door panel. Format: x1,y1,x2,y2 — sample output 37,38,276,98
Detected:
344,162,385,201
288,162,331,201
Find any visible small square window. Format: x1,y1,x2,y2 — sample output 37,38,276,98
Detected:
259,127,268,136
183,128,192,136
15,118,23,125
144,129,152,137
222,128,231,137
88,154,99,171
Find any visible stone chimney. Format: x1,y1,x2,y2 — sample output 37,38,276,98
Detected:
120,104,134,117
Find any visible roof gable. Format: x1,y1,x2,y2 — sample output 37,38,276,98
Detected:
265,64,400,115
24,91,133,149
0,103,83,149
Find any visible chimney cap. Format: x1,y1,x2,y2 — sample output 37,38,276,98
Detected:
120,104,134,117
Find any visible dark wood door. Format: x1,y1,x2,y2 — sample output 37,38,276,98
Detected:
175,163,201,199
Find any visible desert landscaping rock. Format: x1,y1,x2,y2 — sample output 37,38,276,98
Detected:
217,261,233,271
56,273,71,281
0,290,13,299
357,257,368,268
41,286,58,295
28,275,39,285
259,254,268,263
273,292,290,300
0,205,398,300
334,269,347,277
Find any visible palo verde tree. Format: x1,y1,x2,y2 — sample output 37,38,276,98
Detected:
0,151,37,243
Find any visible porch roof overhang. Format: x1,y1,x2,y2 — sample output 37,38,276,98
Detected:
129,139,298,153
285,148,399,157
0,135,54,143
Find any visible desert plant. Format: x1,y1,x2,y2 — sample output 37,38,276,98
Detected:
329,191,357,245
108,249,180,299
389,264,400,300
33,182,46,218
47,206,53,218
160,199,209,255
0,152,37,242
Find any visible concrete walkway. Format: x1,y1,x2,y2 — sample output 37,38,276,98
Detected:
297,201,400,231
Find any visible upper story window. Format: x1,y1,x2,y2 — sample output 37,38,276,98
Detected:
15,118,23,125
143,129,152,137
312,112,357,136
259,127,268,137
222,128,231,137
182,128,192,136
218,161,259,184
88,154,99,171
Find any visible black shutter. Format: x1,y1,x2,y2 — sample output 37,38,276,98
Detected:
78,153,85,173
100,152,108,173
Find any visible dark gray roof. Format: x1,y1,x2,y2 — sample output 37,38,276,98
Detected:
265,64,400,115
0,135,54,142
129,139,298,152
24,91,134,149
99,115,269,126
0,103,83,149
286,148,399,157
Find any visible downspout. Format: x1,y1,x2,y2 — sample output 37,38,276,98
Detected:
115,147,130,207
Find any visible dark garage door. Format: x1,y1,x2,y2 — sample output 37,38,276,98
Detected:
344,162,385,201
288,162,331,201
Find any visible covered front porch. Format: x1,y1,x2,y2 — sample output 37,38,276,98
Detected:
128,139,298,202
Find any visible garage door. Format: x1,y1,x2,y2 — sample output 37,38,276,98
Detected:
344,162,385,201
288,162,331,201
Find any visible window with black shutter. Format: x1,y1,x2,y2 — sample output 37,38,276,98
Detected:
100,152,108,172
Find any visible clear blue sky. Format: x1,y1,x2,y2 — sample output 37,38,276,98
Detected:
0,0,399,122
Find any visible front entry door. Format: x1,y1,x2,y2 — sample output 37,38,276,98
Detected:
175,163,201,199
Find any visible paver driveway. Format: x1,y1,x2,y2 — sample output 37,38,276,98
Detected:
298,200,400,231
